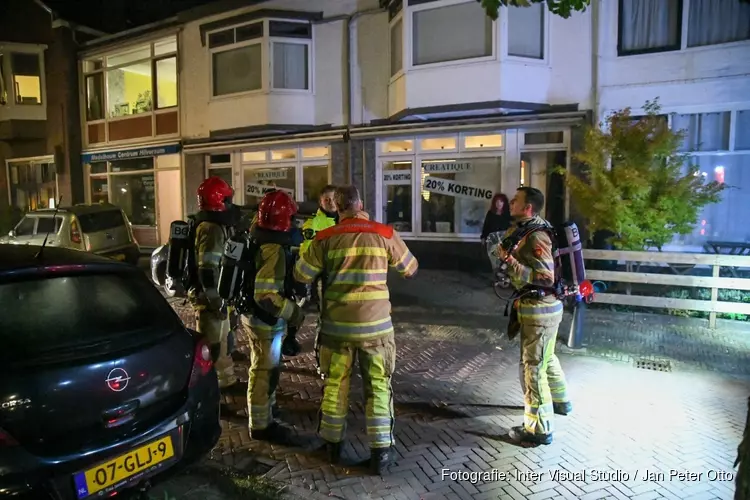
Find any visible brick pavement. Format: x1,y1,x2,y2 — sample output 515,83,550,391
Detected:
171,301,746,500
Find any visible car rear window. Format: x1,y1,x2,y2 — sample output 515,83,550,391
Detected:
76,210,124,233
0,270,179,361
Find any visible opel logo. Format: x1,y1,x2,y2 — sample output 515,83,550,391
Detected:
106,368,131,392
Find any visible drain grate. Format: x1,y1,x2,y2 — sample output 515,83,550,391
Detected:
634,358,672,372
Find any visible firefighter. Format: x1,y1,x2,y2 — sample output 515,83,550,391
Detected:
189,176,238,389
243,190,305,443
300,184,338,256
496,187,572,446
294,185,418,475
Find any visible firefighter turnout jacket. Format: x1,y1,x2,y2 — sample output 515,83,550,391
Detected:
293,212,418,341
188,220,230,312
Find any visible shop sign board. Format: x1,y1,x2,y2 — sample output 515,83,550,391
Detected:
422,161,473,174
423,176,494,201
81,143,181,163
383,171,411,185
252,170,288,181
245,182,294,198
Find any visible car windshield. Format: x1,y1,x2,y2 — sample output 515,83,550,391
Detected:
0,270,178,361
14,217,36,236
76,209,124,233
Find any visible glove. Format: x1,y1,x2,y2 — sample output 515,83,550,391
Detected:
282,326,302,357
209,342,222,363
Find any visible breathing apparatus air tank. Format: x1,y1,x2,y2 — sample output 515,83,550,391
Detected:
554,221,586,287
166,220,191,283
217,232,252,307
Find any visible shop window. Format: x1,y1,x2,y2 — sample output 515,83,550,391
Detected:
302,165,329,202
90,177,109,204
210,153,232,165
420,157,502,235
89,162,108,175
208,167,233,187
155,57,177,109
618,0,681,55
244,166,296,202
11,53,42,105
524,131,564,145
412,1,492,66
672,112,731,152
242,151,266,162
390,18,403,77
213,44,263,96
508,3,544,59
110,158,153,173
381,139,413,153
110,174,156,226
86,73,105,121
463,134,503,149
107,62,152,117
382,161,413,232
271,149,297,161
272,42,309,90
106,45,151,67
154,36,178,56
420,136,457,151
736,110,750,151
301,146,329,158
687,0,750,48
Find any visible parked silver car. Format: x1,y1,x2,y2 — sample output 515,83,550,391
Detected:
0,204,141,264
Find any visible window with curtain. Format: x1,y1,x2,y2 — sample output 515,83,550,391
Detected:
671,112,731,152
508,3,545,59
688,0,750,47
618,0,681,55
736,110,750,151
272,42,309,90
212,44,262,96
412,1,493,66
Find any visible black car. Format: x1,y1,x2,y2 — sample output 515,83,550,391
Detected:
0,244,221,499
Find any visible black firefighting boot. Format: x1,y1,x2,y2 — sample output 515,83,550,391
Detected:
508,425,553,446
250,421,295,445
325,441,342,465
553,401,573,416
370,447,394,476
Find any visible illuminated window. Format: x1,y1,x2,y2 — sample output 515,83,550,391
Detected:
242,151,266,162
271,149,297,161
463,134,503,149
11,53,42,105
381,139,413,153
301,146,329,158
420,136,457,151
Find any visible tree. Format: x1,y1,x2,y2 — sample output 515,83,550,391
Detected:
478,0,591,20
556,100,726,251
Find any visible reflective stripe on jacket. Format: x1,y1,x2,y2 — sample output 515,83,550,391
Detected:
294,212,418,341
247,242,299,336
300,209,337,256
188,220,227,310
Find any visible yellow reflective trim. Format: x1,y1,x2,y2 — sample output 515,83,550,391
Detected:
336,268,389,274
327,247,388,259
256,278,284,285
327,317,392,328
325,291,389,301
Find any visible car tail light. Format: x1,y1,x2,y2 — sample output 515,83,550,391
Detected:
189,339,213,388
0,428,18,447
70,219,82,244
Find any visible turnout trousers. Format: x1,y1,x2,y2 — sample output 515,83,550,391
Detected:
195,308,236,388
318,333,396,449
516,297,570,436
241,315,285,431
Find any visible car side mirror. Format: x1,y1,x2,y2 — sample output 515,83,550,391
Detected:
8,229,15,238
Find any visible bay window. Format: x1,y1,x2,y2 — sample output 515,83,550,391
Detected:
209,19,312,97
507,3,545,59
411,1,493,66
687,0,750,48
10,52,42,105
82,35,179,145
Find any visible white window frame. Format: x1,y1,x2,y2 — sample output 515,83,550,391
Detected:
518,128,572,221
0,43,47,110
617,0,750,58
406,0,498,71
376,131,507,242
207,18,314,101
502,3,550,64
389,13,405,84
80,34,180,147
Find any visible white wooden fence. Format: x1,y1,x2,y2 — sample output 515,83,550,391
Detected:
583,249,750,328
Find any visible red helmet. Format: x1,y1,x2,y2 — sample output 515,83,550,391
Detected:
257,190,297,232
197,176,234,212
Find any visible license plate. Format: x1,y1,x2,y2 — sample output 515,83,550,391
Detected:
73,433,176,499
